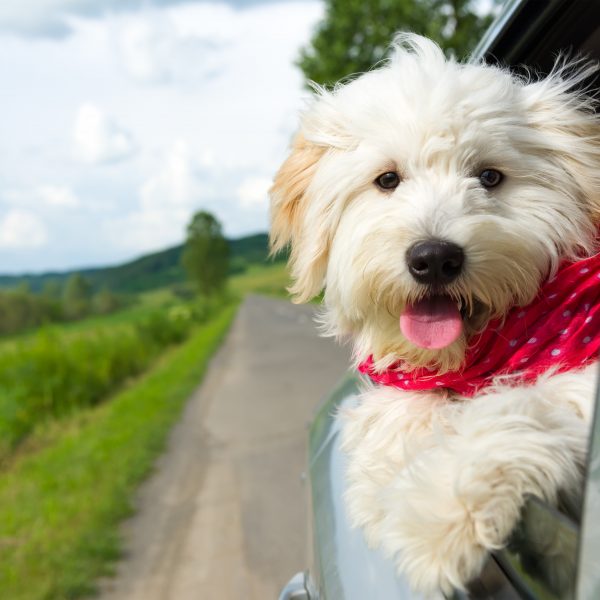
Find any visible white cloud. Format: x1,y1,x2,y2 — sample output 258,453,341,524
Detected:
36,185,80,207
117,17,227,84
72,103,135,164
2,184,80,208
107,139,209,252
237,176,272,209
141,139,203,209
0,210,48,249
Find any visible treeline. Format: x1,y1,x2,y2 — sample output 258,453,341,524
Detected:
0,274,126,337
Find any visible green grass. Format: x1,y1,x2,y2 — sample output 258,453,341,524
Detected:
0,304,201,458
229,262,291,299
0,304,237,600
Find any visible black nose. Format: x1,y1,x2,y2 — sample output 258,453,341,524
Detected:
406,240,464,285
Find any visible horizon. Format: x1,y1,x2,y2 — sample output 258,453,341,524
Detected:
0,0,322,274
0,228,270,279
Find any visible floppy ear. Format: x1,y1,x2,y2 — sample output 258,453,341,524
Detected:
524,65,600,224
270,133,328,302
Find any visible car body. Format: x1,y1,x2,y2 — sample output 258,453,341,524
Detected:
279,1,600,598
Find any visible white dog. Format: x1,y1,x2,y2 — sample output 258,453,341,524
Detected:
270,34,600,596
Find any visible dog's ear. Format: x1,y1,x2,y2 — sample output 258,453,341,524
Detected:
524,65,600,224
270,133,328,302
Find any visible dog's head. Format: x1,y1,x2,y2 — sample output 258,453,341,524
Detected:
270,34,600,372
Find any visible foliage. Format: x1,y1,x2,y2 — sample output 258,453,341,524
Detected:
181,211,230,295
63,273,92,320
0,305,237,600
0,280,127,338
298,0,497,87
0,299,216,459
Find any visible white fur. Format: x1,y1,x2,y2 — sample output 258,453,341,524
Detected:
270,34,600,596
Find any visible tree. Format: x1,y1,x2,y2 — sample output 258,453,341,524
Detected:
181,211,230,295
63,273,92,320
92,287,120,315
298,0,497,87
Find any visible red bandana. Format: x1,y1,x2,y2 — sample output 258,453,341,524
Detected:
358,252,600,397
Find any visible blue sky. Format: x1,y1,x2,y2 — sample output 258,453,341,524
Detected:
0,0,323,273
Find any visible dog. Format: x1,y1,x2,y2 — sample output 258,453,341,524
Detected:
269,34,600,596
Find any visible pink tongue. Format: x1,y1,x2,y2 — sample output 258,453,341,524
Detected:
400,295,463,349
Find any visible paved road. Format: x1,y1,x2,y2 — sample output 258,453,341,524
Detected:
99,295,349,600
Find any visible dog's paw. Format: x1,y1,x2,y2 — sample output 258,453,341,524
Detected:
366,408,586,596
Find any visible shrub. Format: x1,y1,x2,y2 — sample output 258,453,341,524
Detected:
0,302,212,459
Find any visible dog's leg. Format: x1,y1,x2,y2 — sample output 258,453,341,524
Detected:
369,366,596,596
340,385,449,547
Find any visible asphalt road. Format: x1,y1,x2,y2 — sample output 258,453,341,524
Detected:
99,295,349,600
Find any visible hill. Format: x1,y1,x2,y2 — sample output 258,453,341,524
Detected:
0,233,284,294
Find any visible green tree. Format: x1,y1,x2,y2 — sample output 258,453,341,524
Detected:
181,211,230,295
92,287,120,315
298,0,497,87
63,274,92,320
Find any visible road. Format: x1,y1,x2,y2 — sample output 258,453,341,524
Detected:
99,295,349,600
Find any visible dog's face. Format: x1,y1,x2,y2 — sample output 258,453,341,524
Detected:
271,35,600,372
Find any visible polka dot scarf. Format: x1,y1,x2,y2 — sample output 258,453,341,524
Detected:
358,253,600,397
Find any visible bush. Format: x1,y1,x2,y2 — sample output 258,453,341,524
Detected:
0,302,212,459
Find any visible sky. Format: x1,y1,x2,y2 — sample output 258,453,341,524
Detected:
0,0,324,273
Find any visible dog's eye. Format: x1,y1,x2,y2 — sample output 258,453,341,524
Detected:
479,169,503,188
375,171,401,190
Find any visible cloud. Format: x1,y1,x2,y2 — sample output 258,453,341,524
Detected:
2,184,80,208
0,0,301,39
36,185,80,207
237,176,272,209
72,103,135,164
117,17,227,84
107,139,209,252
0,210,48,249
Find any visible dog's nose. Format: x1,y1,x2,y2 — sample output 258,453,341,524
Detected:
406,240,464,285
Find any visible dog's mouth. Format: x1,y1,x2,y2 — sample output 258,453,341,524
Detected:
400,294,471,349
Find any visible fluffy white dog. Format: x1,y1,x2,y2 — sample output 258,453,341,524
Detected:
269,34,600,596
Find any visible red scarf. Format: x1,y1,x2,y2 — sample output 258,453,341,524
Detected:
358,252,600,397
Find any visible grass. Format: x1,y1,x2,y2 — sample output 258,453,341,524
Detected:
229,262,291,299
0,303,238,600
0,304,200,458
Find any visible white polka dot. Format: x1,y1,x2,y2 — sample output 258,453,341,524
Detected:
560,328,569,335
528,337,537,344
597,273,600,278
551,348,561,356
563,310,571,317
509,339,518,347
585,304,591,311
435,381,443,386
520,357,529,363
580,268,590,274
586,316,593,324
484,358,491,364
570,293,577,299
583,336,592,344
517,311,526,318
548,293,558,299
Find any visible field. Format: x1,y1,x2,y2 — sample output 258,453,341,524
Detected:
0,260,289,599
0,305,238,599
229,262,290,298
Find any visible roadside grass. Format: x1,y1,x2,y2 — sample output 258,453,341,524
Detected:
0,303,237,600
229,262,291,299
0,303,202,458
